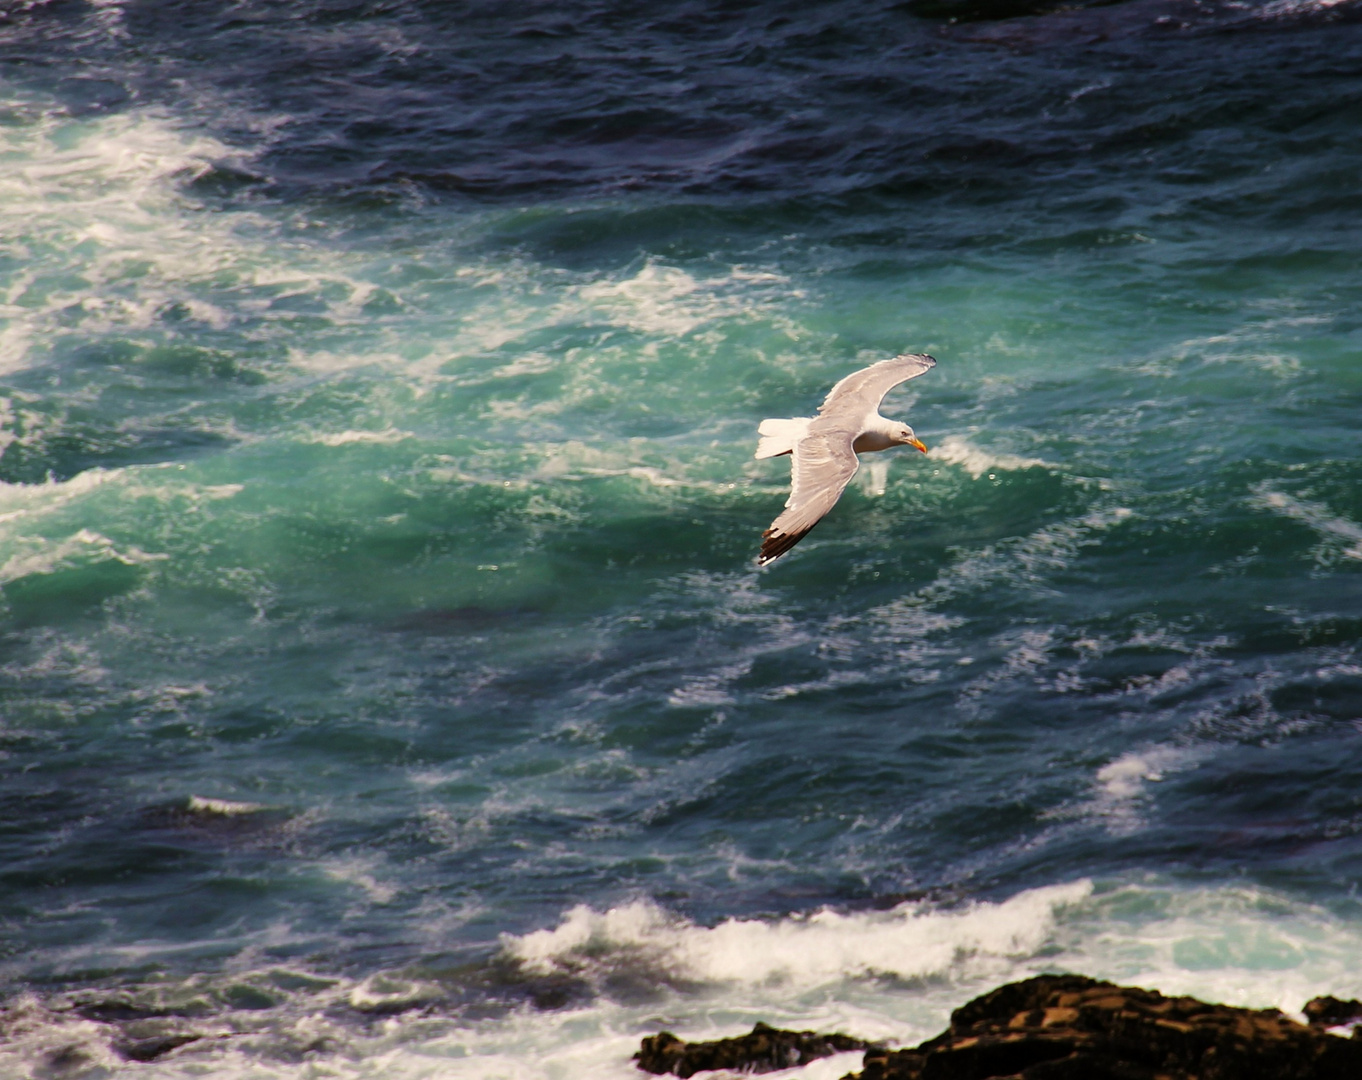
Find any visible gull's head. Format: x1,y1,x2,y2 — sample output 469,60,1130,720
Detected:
894,424,928,453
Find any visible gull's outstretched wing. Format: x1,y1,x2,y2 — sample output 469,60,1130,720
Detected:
818,353,936,422
759,431,859,565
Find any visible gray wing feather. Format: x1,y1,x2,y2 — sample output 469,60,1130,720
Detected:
759,431,859,565
818,353,936,420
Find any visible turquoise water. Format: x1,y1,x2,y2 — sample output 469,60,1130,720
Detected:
2,0,1362,1075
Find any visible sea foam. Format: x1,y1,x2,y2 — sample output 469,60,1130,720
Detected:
6,879,1349,1080
503,880,1094,988
930,434,1049,480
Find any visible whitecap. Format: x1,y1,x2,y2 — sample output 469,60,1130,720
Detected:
930,434,1049,480
1095,748,1185,801
304,428,414,447
3,881,1360,1080
0,527,166,586
1082,746,1205,835
1250,483,1362,562
574,259,796,339
186,795,267,817
323,857,399,906
501,880,1094,988
0,108,254,375
0,468,121,526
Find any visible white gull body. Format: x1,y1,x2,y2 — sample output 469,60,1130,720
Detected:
754,353,936,565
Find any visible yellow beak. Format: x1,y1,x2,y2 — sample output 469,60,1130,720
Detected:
907,437,928,453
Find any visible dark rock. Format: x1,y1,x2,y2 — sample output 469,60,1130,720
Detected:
1304,996,1362,1030
632,978,1362,1078
38,1043,95,1078
635,1021,875,1077
849,974,1362,1080
115,1034,202,1062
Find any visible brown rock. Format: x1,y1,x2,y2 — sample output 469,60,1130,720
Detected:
848,974,1362,1080
1303,996,1362,1031
635,1021,875,1077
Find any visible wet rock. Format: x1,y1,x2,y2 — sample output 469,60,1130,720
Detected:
635,1022,875,1077
36,1044,96,1079
1304,996,1362,1031
114,1033,202,1062
632,977,1362,1079
850,974,1362,1080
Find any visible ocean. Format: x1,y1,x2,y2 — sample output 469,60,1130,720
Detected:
2,0,1361,1076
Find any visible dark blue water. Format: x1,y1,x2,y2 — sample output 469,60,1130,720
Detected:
2,0,1362,1075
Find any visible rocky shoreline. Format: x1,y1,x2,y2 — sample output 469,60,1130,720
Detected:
636,975,1362,1079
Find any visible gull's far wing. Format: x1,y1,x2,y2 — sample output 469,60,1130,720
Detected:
759,431,859,565
818,353,936,420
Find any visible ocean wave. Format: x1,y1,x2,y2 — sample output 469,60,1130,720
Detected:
1250,483,1362,564
870,504,1135,619
0,107,251,375
2,879,1362,1078
502,881,1094,989
1087,745,1204,835
302,428,414,447
930,434,1050,480
0,527,166,586
576,261,795,339
0,466,245,588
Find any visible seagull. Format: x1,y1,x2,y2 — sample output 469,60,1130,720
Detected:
754,353,936,566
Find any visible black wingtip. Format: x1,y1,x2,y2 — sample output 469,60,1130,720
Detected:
757,526,813,566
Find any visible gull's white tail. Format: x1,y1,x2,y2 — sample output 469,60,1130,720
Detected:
755,417,813,459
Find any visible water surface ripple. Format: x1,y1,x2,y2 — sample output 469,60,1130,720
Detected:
1,0,1361,1076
